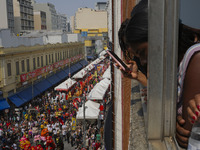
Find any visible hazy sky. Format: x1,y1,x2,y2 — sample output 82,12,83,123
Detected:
35,0,108,18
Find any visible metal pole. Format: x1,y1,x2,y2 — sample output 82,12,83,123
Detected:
83,68,88,148
83,96,86,148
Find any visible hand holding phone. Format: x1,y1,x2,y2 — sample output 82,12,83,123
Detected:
106,50,131,73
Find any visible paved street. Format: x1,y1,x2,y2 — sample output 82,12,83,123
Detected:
63,140,76,150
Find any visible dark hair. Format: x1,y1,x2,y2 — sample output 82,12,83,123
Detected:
178,23,200,63
126,0,148,44
118,19,130,52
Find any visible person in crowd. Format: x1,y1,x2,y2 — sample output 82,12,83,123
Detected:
55,131,64,150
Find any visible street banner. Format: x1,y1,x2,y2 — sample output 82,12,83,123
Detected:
71,117,76,131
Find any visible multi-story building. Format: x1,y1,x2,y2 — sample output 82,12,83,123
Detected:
13,0,34,34
0,0,14,33
95,2,107,10
57,13,67,31
70,16,75,33
74,7,108,59
33,10,47,30
0,42,85,100
32,2,57,30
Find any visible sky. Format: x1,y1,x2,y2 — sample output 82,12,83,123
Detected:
35,0,108,19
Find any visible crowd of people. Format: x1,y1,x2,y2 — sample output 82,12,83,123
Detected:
0,58,109,150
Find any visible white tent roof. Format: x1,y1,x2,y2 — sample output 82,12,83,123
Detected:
72,68,87,79
85,100,100,110
54,78,76,91
87,78,110,100
102,66,111,79
76,106,99,120
99,50,107,56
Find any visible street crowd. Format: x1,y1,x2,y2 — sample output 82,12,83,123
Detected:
0,58,109,150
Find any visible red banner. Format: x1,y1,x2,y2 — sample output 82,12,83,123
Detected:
20,54,83,82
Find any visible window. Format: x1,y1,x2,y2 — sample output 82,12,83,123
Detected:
27,59,30,72
46,55,48,65
16,61,19,75
52,54,54,63
58,53,59,60
33,58,36,70
7,63,11,76
60,52,62,60
41,56,43,67
55,53,57,62
21,60,25,72
49,54,51,63
37,57,40,67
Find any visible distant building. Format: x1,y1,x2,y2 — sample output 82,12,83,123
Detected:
34,10,47,30
70,16,75,33
57,13,67,31
95,2,107,10
75,8,107,30
0,0,14,33
32,2,57,30
74,7,108,59
13,0,34,34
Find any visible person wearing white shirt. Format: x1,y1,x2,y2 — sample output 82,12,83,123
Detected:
62,124,67,141
48,125,53,136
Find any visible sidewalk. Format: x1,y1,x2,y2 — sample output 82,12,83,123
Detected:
128,79,148,150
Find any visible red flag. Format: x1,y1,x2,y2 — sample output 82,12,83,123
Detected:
73,102,78,109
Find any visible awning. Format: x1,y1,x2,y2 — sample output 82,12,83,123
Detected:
0,98,10,111
87,56,94,60
34,79,52,93
46,74,60,85
79,60,88,67
56,70,67,80
17,86,41,102
75,63,82,71
70,64,78,73
8,95,25,107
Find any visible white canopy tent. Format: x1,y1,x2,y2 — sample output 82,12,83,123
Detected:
85,100,100,110
99,50,107,56
76,105,100,120
87,78,110,100
72,68,87,79
102,66,111,79
54,78,76,91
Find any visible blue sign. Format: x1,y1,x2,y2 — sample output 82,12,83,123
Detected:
81,32,88,37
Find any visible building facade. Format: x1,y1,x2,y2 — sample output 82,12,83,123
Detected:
32,2,57,30
13,0,34,34
95,2,107,10
0,42,85,98
57,13,67,31
0,0,14,33
33,10,47,30
74,8,108,59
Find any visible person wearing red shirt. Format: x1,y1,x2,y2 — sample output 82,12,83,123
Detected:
95,141,101,150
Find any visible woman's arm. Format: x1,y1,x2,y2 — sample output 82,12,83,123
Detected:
182,52,200,130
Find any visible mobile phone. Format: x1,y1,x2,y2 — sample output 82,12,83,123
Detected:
106,50,131,72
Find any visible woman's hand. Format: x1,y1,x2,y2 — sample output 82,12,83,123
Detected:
176,115,190,148
115,60,138,79
187,94,200,124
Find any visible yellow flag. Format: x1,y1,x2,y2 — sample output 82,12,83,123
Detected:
71,117,76,131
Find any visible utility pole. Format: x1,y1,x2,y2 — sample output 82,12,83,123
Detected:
83,95,86,148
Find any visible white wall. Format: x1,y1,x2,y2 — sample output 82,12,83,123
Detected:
67,33,83,43
0,0,8,29
0,29,71,48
